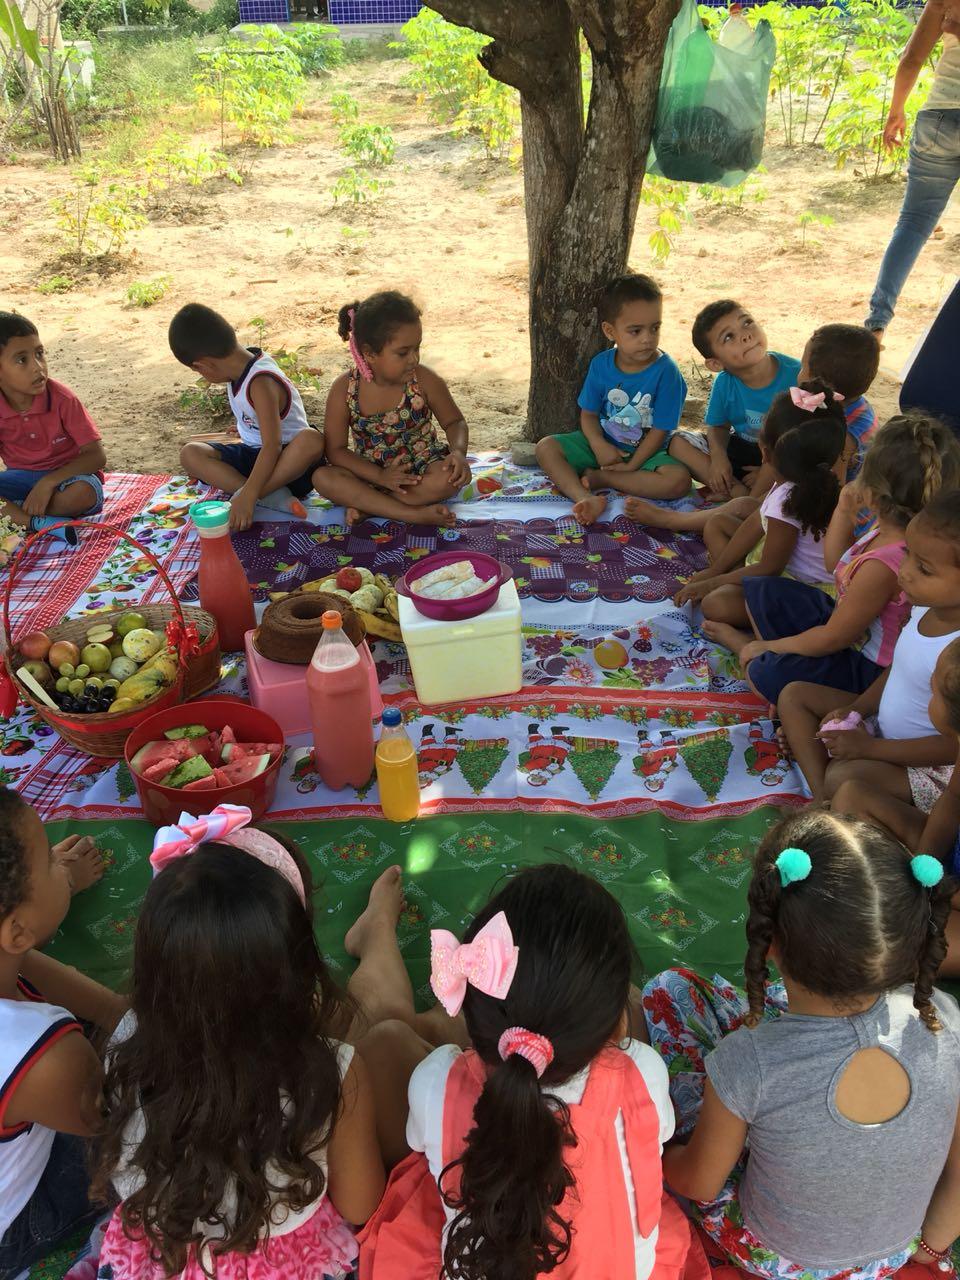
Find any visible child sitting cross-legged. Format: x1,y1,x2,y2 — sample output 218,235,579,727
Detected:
535,273,690,526
0,788,123,1279
0,312,107,547
674,382,848,625
644,809,960,1280
706,412,960,708
312,291,470,529
780,486,960,806
171,304,327,531
93,807,387,1280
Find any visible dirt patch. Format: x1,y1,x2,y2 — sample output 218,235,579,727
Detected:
2,56,952,474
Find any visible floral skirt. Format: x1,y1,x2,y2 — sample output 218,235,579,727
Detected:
642,968,916,1280
96,1195,357,1280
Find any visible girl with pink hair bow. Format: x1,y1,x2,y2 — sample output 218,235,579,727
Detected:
353,863,708,1280
310,290,472,529
92,807,395,1280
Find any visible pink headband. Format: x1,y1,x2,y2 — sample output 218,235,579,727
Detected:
430,910,519,1017
789,385,844,413
150,804,306,905
348,307,374,383
498,1027,555,1079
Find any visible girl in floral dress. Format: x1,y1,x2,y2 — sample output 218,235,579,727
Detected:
643,808,960,1280
312,291,471,527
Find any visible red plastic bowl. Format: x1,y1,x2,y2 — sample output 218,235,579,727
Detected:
397,551,511,621
124,698,284,826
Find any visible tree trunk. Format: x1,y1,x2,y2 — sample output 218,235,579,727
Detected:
427,0,680,440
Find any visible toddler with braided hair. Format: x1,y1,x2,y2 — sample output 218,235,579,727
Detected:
644,809,960,1280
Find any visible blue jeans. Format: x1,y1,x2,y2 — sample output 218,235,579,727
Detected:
0,468,104,513
0,1133,100,1279
866,109,960,331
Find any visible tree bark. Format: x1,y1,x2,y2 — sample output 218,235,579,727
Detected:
429,0,679,440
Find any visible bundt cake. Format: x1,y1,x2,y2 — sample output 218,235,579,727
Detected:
256,590,364,665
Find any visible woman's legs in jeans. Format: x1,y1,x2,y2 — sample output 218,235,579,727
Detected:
866,110,960,332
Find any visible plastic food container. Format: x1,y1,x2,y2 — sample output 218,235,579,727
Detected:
125,698,284,825
398,578,522,705
397,551,511,621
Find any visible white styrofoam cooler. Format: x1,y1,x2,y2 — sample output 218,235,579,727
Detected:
398,578,522,705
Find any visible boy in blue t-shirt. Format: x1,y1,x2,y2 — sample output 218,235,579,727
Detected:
535,273,689,526
670,300,800,500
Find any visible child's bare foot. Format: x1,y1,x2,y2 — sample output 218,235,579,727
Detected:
52,836,104,894
346,507,365,526
417,503,456,528
775,724,794,760
344,865,404,958
702,618,750,655
624,495,679,528
573,493,607,526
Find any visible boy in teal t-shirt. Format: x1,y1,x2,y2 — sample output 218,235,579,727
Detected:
535,273,690,527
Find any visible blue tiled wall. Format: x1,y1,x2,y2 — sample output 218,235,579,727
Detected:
328,0,422,21
238,0,290,19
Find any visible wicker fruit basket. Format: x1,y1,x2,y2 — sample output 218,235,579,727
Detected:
2,520,221,758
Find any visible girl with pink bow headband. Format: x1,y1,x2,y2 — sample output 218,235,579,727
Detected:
356,864,697,1280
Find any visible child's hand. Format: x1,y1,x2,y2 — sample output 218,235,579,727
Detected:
818,723,875,760
837,480,863,517
593,440,624,469
382,460,420,493
675,575,719,606
818,705,853,732
23,477,56,518
601,460,635,473
707,455,734,496
739,640,770,666
229,487,257,531
443,450,470,488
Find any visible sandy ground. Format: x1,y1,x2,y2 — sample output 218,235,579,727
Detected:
1,55,957,475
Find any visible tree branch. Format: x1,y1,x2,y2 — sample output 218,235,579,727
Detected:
428,0,556,45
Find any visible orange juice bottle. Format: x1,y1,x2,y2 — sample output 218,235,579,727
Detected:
375,708,420,822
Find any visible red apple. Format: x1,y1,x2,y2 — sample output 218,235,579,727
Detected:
336,567,363,593
18,631,51,662
21,659,53,688
48,640,81,671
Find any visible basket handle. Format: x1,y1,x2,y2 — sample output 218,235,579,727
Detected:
2,519,187,655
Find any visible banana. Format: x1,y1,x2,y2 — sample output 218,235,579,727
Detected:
115,666,174,705
269,591,290,602
384,590,399,621
139,650,178,684
302,577,337,593
356,609,403,643
373,573,393,596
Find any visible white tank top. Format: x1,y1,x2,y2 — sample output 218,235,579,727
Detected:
226,350,311,449
0,981,81,1235
927,34,960,112
878,606,960,740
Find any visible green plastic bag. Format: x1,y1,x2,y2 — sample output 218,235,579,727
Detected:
647,0,776,187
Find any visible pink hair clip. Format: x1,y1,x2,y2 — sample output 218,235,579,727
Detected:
498,1026,555,1078
430,910,519,1017
150,803,305,905
348,307,374,383
789,386,845,412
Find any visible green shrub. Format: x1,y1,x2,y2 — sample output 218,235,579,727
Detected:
51,172,146,267
331,166,389,204
283,24,344,75
125,275,171,306
339,122,395,167
195,29,304,147
36,274,76,294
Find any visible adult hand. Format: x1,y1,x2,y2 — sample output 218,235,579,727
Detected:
22,477,56,518
883,109,907,151
818,723,875,760
229,487,257,531
707,454,734,496
382,460,420,493
443,450,471,488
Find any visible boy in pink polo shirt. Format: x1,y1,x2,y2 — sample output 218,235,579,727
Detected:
0,314,106,546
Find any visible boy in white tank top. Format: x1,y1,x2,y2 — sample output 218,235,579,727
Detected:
0,789,126,1277
170,304,326,531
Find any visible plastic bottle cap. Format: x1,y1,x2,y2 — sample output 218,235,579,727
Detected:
322,610,343,629
382,707,401,726
190,499,232,530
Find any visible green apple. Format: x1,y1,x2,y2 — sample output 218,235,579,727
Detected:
109,656,139,681
116,612,147,638
80,643,112,674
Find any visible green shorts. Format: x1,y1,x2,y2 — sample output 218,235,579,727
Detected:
554,430,676,477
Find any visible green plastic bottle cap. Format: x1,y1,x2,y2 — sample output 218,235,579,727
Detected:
190,500,232,531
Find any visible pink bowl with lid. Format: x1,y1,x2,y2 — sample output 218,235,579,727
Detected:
396,551,512,621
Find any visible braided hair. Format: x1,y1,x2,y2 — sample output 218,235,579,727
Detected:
745,810,953,1033
859,413,960,529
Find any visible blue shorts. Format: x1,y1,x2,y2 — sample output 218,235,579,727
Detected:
0,1132,99,1276
742,576,884,706
212,440,319,501
0,469,103,513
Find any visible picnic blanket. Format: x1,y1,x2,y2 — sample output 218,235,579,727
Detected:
8,456,805,1280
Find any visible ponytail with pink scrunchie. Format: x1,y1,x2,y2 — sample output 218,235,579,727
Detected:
348,307,374,383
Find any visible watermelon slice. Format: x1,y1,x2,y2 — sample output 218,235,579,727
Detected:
220,725,236,747
161,756,214,789
164,724,209,740
131,738,206,774
183,774,218,792
142,758,180,783
213,754,271,787
221,741,281,762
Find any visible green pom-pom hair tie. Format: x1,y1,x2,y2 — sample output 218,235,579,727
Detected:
776,846,812,888
911,854,945,889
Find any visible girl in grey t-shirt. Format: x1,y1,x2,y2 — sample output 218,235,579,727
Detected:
644,808,960,1280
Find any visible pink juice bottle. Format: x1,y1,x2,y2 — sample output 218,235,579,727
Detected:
307,611,375,790
190,500,256,652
